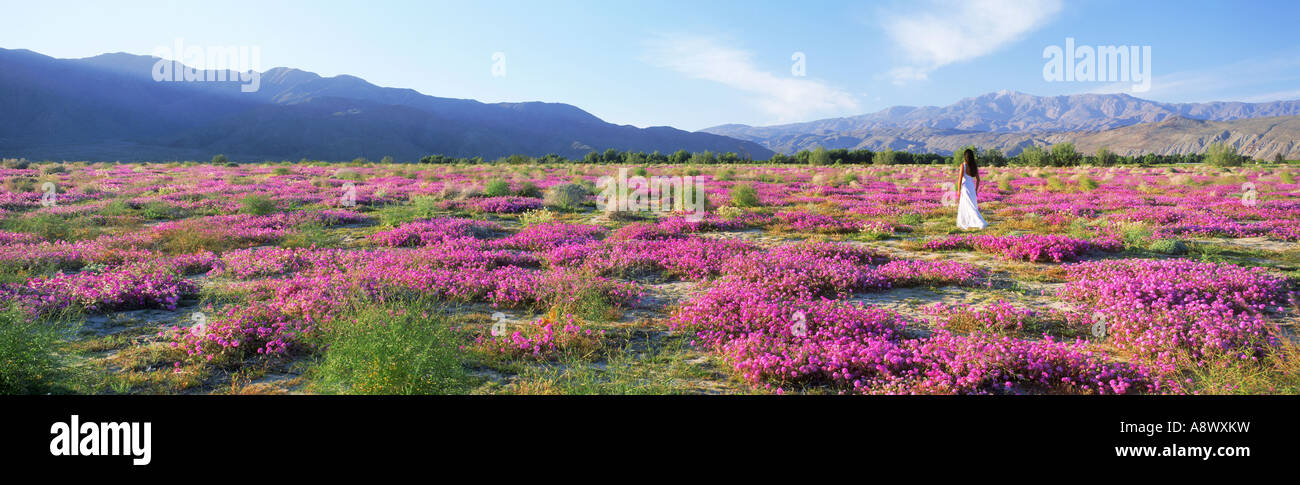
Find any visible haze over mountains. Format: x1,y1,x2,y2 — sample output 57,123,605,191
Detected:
0,48,773,162
702,90,1300,158
3,47,1299,162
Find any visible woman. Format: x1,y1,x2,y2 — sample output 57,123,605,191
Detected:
955,148,987,230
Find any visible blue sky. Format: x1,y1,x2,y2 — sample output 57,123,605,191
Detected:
3,0,1298,130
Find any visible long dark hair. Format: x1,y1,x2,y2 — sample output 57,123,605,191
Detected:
962,149,979,177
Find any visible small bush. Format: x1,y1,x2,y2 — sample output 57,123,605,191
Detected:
313,300,470,395
519,208,555,227
1120,225,1153,249
729,183,761,207
484,179,512,197
0,305,68,394
239,194,277,216
282,221,340,248
3,213,98,242
543,183,589,210
514,181,542,198
897,213,924,226
141,201,182,220
1147,239,1188,255
3,177,37,193
715,205,745,220
99,199,137,217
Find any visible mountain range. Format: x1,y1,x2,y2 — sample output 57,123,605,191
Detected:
0,48,773,162
3,47,1299,162
702,90,1300,158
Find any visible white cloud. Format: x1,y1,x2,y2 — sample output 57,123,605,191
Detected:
882,0,1062,84
1076,53,1300,102
643,34,859,123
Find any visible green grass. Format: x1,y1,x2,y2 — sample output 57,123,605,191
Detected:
0,305,72,394
282,220,342,248
1177,338,1300,394
493,332,724,394
239,194,277,216
310,298,473,395
140,200,184,220
729,183,761,207
1147,239,1189,255
2,213,101,241
897,213,924,226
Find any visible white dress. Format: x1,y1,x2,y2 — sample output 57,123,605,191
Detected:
956,174,986,230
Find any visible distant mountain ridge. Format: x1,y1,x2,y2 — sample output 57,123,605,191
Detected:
703,114,1300,160
0,48,773,162
703,90,1300,155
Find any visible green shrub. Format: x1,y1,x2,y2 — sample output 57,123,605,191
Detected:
543,183,589,210
375,196,440,227
897,213,924,226
514,181,542,198
729,183,761,207
1147,239,1189,255
3,213,98,242
1121,225,1154,249
239,194,277,216
0,305,68,394
313,299,470,395
1,158,30,169
1045,176,1067,192
282,220,340,248
99,199,137,217
484,179,512,197
3,176,37,193
141,201,182,220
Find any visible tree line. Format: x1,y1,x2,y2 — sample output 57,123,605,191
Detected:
410,142,1258,167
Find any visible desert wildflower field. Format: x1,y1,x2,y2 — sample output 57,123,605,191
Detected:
3,161,1298,395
